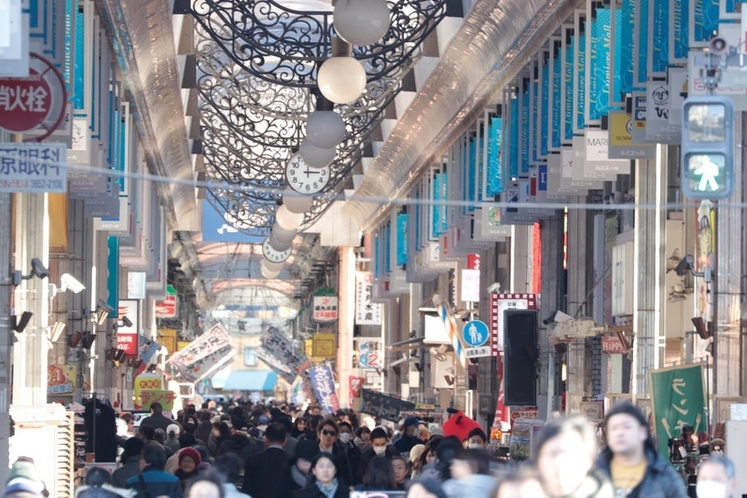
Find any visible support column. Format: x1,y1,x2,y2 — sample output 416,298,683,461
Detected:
714,115,743,396
632,150,667,397
337,247,356,407
13,193,50,405
567,198,592,407
539,216,564,418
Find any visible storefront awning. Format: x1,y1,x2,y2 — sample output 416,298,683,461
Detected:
223,370,277,391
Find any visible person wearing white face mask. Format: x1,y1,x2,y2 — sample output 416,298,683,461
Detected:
357,427,395,483
464,428,487,449
336,421,362,486
696,455,736,498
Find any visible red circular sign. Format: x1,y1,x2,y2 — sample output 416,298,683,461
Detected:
0,68,52,133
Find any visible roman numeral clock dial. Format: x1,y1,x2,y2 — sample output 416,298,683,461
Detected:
286,153,331,194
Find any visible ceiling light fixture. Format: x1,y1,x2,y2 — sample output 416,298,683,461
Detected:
190,0,450,234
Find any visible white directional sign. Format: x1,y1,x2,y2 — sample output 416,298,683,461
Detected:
465,346,491,358
0,142,66,192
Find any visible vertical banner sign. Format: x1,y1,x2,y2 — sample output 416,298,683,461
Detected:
670,0,689,63
690,0,720,46
349,376,365,401
611,0,635,101
355,272,383,325
648,0,669,76
520,79,530,175
396,213,407,267
587,4,611,123
550,38,563,150
540,52,550,157
487,115,503,195
117,299,139,356
563,27,575,142
633,0,650,88
308,364,340,415
154,285,178,318
573,12,587,133
509,88,520,178
650,364,707,457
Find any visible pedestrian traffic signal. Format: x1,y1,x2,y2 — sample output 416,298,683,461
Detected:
681,96,734,200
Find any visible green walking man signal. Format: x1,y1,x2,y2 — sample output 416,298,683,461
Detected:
681,95,734,200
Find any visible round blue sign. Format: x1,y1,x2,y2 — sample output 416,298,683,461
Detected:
462,320,489,347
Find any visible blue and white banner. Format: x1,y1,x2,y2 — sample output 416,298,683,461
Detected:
487,115,503,195
648,0,669,76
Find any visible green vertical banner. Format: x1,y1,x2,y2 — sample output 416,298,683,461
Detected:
650,364,707,457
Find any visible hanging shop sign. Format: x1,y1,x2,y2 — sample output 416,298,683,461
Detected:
313,288,338,322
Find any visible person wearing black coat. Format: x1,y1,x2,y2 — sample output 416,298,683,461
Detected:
276,438,318,497
294,452,349,498
242,422,291,498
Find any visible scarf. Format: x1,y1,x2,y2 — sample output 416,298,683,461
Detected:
315,477,339,498
291,465,308,488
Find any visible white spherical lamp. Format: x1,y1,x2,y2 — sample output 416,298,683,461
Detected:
263,258,285,272
282,188,314,214
318,57,367,104
268,234,292,252
261,263,282,279
272,222,297,244
333,0,391,46
299,138,336,169
276,205,304,230
306,110,346,149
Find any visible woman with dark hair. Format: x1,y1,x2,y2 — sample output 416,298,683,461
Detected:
412,435,443,479
76,467,134,498
295,452,349,498
354,456,398,491
208,421,231,458
417,436,460,483
291,416,308,439
354,426,371,453
391,455,410,490
276,439,318,496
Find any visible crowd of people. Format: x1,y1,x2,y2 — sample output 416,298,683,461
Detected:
0,400,738,497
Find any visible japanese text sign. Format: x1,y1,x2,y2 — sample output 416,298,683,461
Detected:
0,142,66,192
359,388,416,422
650,364,707,457
307,364,340,415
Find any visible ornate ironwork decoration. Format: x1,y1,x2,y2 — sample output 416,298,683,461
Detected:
192,0,449,232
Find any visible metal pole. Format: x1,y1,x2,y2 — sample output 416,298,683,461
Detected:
0,189,13,484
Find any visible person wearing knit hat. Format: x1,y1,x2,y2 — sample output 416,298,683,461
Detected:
4,457,49,498
174,447,202,490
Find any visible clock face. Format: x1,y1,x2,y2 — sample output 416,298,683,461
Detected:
286,154,330,194
262,238,292,263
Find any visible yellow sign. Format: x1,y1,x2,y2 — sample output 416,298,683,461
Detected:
312,333,336,358
140,389,176,411
48,364,76,395
134,373,163,409
609,111,632,146
159,329,178,355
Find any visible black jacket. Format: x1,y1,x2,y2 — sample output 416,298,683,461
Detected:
294,482,349,498
242,446,291,498
357,447,395,483
595,445,686,498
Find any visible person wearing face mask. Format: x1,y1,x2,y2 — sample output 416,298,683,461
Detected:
696,455,736,498
336,421,362,485
357,427,396,483
463,428,487,450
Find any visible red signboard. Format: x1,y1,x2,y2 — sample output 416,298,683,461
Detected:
0,53,66,140
155,286,178,318
0,68,52,132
